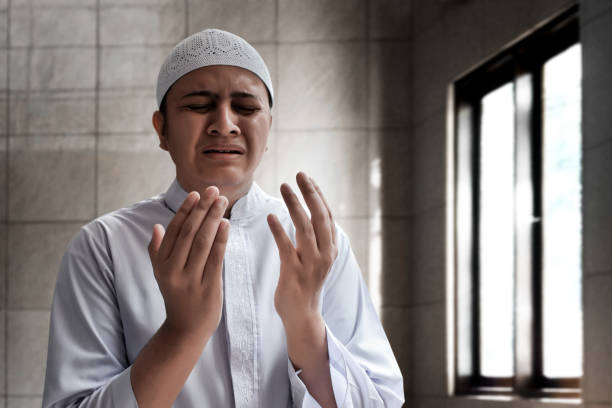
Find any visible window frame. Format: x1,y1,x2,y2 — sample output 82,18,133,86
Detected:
453,5,581,399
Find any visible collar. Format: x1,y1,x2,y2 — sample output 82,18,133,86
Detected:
163,178,268,221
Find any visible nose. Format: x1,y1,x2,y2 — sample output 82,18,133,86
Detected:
207,102,240,137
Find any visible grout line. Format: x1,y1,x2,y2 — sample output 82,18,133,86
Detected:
4,0,11,400
184,0,188,38
94,0,100,218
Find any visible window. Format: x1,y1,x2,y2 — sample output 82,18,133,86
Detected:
453,6,581,399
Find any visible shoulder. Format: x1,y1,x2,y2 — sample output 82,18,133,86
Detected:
69,194,168,255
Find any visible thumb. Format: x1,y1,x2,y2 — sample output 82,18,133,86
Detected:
148,224,165,260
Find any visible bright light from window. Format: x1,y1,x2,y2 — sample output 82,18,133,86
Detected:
479,82,516,377
542,43,583,378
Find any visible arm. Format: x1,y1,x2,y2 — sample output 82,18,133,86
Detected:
131,187,228,408
43,187,230,408
268,172,338,408
268,172,404,407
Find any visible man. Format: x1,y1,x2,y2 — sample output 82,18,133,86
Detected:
43,28,404,407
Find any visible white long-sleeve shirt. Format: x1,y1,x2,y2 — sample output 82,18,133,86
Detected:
42,179,404,407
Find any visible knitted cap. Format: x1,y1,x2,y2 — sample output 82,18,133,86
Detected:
156,28,274,108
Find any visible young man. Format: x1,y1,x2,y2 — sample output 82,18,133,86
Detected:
42,28,404,407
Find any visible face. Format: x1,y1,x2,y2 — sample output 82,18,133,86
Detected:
153,65,272,195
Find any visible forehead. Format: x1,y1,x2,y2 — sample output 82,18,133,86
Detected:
169,65,267,99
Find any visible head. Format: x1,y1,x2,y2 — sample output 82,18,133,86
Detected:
152,29,274,197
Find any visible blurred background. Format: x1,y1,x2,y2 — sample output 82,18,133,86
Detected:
1,0,611,407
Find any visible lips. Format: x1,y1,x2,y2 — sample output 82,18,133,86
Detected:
202,144,245,155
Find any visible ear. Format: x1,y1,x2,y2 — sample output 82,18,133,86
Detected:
152,110,168,151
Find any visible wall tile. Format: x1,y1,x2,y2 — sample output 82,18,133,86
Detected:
584,273,612,402
100,46,171,89
8,49,27,91
412,26,448,125
8,135,95,221
97,134,175,215
0,94,6,136
98,89,157,134
369,41,411,128
412,0,445,35
583,141,612,274
380,217,411,307
277,42,367,130
582,0,612,23
335,217,369,283
582,12,612,149
381,306,411,396
32,7,95,46
10,91,96,135
412,111,446,214
0,312,4,396
7,311,50,395
277,129,369,217
583,72,612,149
14,0,95,5
7,398,43,408
9,6,30,47
0,224,6,305
30,48,96,90
0,138,5,219
0,8,7,47
100,3,185,46
9,223,82,309
187,0,275,43
483,0,575,57
411,302,446,396
412,206,445,305
0,49,6,90
0,310,7,396
369,0,411,39
278,0,366,42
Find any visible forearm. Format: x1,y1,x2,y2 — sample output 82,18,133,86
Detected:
130,321,212,408
285,315,337,408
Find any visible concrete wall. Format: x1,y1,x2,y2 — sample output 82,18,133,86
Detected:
0,0,411,406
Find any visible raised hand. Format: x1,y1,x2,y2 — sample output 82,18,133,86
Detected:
148,186,230,339
267,172,338,364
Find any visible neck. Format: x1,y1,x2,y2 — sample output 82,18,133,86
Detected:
177,175,253,219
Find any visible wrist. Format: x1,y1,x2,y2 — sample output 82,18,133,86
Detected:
284,313,327,370
160,319,213,350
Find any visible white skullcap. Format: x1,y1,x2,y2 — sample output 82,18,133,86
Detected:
156,28,274,108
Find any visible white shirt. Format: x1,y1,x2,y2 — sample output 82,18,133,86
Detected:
42,179,404,407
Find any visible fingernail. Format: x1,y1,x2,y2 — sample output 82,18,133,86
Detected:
205,186,219,198
188,191,200,203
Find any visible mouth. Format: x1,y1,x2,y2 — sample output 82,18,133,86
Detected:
202,145,245,160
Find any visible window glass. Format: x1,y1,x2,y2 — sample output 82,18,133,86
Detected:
542,44,583,378
479,82,516,377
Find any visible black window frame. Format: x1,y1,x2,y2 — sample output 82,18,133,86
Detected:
453,5,581,399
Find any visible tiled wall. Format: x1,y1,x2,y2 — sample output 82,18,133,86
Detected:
0,0,412,406
407,0,612,408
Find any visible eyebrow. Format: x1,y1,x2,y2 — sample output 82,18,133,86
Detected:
181,90,259,100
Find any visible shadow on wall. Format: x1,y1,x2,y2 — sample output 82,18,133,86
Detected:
369,0,413,399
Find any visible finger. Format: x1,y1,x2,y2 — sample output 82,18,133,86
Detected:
267,213,297,262
202,218,230,287
158,191,200,260
280,183,317,253
148,224,165,262
296,172,332,252
167,186,219,269
311,177,336,246
184,195,228,277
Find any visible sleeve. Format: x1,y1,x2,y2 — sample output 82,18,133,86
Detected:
42,222,139,408
287,226,405,407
